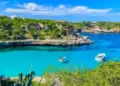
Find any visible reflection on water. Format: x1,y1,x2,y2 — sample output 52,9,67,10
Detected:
63,60,70,64
0,46,73,52
110,50,117,52
0,45,91,52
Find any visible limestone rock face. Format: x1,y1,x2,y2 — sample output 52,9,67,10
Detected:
0,37,91,46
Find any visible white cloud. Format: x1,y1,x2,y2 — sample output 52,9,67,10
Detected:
1,1,8,5
58,5,65,9
5,2,112,16
116,12,120,16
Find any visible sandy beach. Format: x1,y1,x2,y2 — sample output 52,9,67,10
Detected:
10,76,45,83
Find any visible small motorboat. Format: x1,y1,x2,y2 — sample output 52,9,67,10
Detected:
95,53,106,61
59,57,66,62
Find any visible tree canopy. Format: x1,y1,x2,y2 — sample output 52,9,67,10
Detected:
0,15,120,40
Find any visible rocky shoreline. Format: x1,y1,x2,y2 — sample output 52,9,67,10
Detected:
0,38,92,47
82,29,120,33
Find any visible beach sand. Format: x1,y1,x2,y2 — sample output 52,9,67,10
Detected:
10,76,45,83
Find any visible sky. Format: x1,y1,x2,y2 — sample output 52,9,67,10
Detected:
1,0,120,22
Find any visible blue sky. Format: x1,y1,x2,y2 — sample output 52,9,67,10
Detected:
1,0,120,22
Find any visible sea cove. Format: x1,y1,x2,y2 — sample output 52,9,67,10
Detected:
0,33,120,77
1,1,120,85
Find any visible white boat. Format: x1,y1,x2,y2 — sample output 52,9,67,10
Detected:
59,57,66,62
95,53,106,61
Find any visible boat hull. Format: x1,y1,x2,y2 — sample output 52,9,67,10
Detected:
95,53,106,61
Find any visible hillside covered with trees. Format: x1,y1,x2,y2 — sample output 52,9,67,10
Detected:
1,15,120,41
0,16,74,41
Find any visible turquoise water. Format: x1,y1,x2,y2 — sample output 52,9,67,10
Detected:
0,33,120,77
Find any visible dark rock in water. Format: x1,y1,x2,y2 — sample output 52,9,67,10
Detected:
107,45,120,49
63,60,70,64
103,57,109,62
110,50,117,52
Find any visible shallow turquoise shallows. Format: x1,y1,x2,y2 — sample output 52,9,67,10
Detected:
0,33,120,77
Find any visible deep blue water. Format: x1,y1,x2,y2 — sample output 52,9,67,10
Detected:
0,33,120,77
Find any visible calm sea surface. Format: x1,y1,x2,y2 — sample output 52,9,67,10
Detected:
0,33,120,77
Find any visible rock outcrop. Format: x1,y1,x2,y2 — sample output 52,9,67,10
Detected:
0,38,91,46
